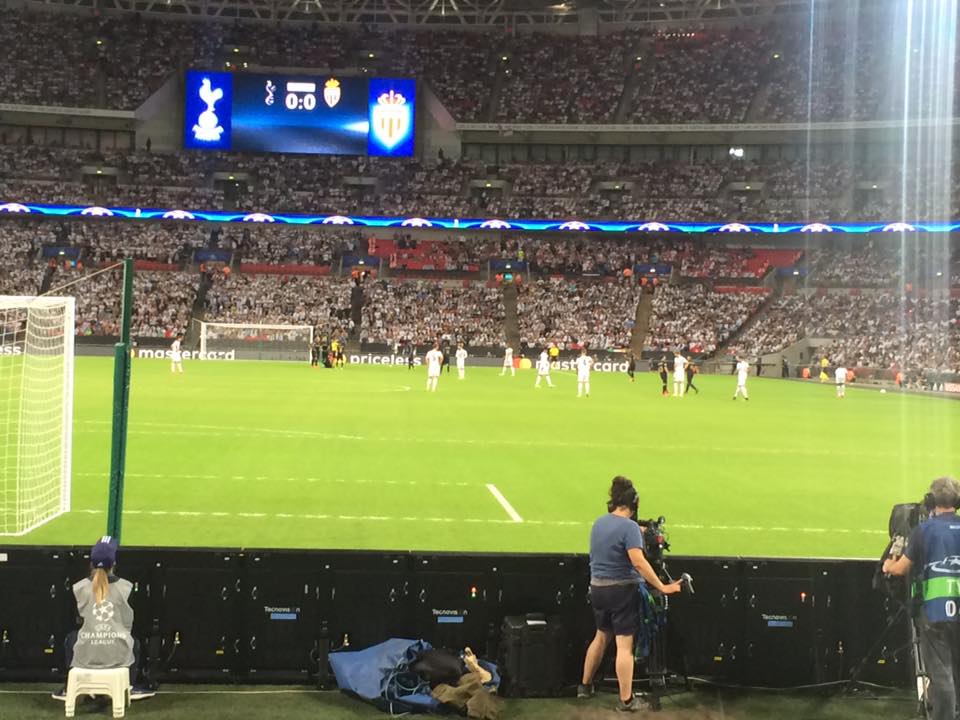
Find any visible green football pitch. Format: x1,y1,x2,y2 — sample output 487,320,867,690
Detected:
5,356,959,558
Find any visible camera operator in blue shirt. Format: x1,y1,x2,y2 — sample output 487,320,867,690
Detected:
579,476,681,713
883,476,960,720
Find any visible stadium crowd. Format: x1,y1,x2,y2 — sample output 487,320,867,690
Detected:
360,280,504,347
645,284,767,355
495,33,631,124
728,291,960,372
627,29,774,124
77,223,209,265
205,273,352,329
50,266,199,337
3,211,957,373
517,278,638,350
0,106,957,224
0,8,925,126
0,265,43,297
7,137,960,223
806,246,900,287
224,226,361,266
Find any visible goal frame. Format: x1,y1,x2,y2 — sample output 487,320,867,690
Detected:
0,295,75,536
198,321,315,362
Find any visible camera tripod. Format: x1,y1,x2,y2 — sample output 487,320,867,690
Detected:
596,564,694,711
846,573,929,719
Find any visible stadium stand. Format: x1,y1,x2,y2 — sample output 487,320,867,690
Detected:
360,279,504,346
727,291,960,372
645,284,769,355
0,10,922,125
50,266,200,338
204,272,352,329
6,138,960,223
517,278,638,349
495,32,632,124
227,226,359,268
626,29,774,124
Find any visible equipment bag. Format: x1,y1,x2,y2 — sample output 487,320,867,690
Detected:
497,614,565,698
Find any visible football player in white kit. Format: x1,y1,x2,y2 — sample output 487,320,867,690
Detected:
733,356,750,400
455,343,468,380
534,348,554,388
672,351,688,397
575,348,593,398
170,334,184,374
425,342,443,392
835,365,847,398
500,345,515,377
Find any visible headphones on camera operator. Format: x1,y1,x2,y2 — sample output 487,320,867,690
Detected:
606,479,694,595
923,490,960,514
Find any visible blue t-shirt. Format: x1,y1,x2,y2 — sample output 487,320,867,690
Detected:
589,513,644,583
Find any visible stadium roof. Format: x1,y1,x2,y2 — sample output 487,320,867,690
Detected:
28,0,887,27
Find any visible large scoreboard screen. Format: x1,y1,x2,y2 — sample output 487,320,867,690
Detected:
184,71,415,157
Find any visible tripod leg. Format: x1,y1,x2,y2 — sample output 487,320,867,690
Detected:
909,617,930,719
846,605,906,691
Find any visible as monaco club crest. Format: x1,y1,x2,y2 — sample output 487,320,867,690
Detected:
371,90,410,150
324,78,341,108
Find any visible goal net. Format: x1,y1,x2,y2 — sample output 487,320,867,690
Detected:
0,296,75,536
198,322,314,362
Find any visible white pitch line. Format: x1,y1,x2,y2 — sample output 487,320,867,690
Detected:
71,508,886,535
486,484,523,523
73,421,960,460
74,472,469,488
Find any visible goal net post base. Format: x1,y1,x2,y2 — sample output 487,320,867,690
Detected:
0,296,75,536
197,321,314,362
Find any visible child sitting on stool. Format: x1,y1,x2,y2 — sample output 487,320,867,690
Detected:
52,536,155,702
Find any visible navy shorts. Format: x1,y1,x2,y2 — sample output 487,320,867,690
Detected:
590,583,640,636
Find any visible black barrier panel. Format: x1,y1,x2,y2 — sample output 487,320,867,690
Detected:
0,547,911,691
666,558,744,681
326,553,411,652
739,560,836,687
834,562,912,686
0,549,74,681
155,552,241,679
483,555,587,684
240,553,321,682
409,556,491,654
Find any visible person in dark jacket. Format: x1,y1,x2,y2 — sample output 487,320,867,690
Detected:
657,356,669,396
685,360,700,395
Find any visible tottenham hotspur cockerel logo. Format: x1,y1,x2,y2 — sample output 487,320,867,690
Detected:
93,601,115,623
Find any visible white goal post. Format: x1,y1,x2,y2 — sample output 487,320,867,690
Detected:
0,296,75,536
198,321,315,362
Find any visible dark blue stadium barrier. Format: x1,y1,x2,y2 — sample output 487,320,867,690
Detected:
490,259,528,272
0,548,911,690
41,246,82,260
633,263,672,276
194,248,233,263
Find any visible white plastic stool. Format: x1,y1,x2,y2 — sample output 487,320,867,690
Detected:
64,666,131,718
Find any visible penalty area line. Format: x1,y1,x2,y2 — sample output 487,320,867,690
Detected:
486,484,523,523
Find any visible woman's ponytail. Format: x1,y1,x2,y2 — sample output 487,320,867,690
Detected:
91,567,110,604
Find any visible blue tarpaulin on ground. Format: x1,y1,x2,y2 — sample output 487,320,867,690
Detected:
330,639,501,715
330,638,438,712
